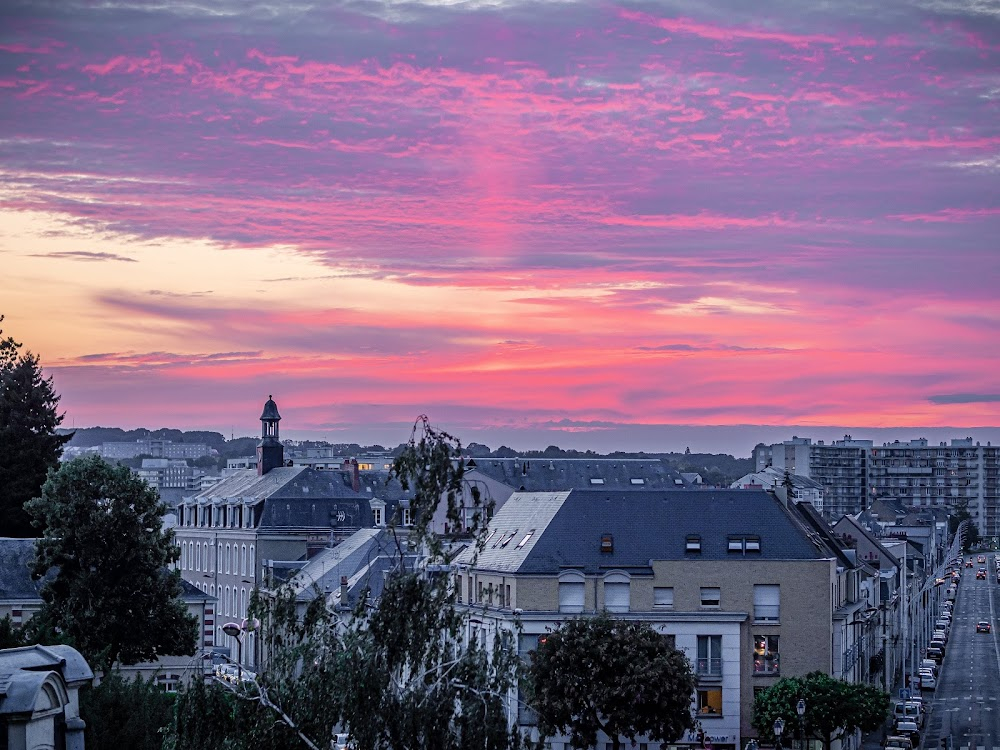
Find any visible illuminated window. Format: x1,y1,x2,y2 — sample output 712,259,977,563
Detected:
753,634,780,674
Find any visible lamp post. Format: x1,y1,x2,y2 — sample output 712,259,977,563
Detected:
797,699,806,750
774,717,785,750
222,617,260,685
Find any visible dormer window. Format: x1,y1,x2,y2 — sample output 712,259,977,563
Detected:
728,537,743,552
630,478,645,485
686,535,702,553
590,478,605,485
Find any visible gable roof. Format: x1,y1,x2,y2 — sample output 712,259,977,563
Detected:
833,514,900,569
458,488,833,575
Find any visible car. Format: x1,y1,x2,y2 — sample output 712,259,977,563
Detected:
977,569,987,579
920,659,938,675
885,735,914,750
893,701,922,725
216,664,240,684
918,670,937,691
895,721,921,748
977,621,992,633
926,646,944,663
967,560,975,568
979,555,986,563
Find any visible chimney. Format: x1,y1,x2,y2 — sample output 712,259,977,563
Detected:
340,575,349,602
351,458,360,493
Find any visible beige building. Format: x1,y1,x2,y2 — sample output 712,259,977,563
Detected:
456,488,863,750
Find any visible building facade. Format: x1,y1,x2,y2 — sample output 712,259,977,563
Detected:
455,488,848,750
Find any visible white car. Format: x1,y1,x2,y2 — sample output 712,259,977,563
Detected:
918,670,936,690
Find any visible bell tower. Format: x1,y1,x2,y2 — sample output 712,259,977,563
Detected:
257,395,284,476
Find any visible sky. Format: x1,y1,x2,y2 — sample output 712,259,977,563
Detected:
2,0,998,456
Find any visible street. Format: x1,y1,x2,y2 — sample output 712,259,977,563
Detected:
922,557,1000,750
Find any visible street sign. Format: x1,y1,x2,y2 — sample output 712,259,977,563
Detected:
899,688,912,700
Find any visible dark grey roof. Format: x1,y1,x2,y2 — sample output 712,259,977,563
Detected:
790,501,855,569
260,396,281,421
463,489,832,574
0,539,49,602
178,577,213,602
465,458,687,492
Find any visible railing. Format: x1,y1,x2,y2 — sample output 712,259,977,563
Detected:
696,657,722,676
753,654,780,674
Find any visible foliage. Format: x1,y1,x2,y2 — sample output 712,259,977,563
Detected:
529,613,695,750
0,615,26,649
0,315,72,537
168,416,525,750
81,671,175,750
165,676,241,750
949,503,978,552
26,455,198,673
751,671,890,750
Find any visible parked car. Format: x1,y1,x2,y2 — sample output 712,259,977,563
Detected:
918,670,937,691
885,735,914,750
895,720,921,748
217,664,240,684
977,621,992,633
893,701,922,725
926,646,944,663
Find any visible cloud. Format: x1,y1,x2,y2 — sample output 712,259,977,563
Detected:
29,250,137,262
928,393,1000,405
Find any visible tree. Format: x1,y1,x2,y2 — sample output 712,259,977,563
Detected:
529,613,695,750
81,671,176,750
0,315,72,537
950,501,979,552
168,416,526,750
25,455,198,673
751,672,890,750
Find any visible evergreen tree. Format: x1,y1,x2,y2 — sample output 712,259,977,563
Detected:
81,671,176,750
0,315,72,537
26,455,198,673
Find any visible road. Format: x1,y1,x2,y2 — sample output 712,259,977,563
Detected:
923,557,1000,750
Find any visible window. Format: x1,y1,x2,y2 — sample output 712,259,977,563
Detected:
225,544,231,574
697,635,722,676
590,478,605,485
754,634,780,674
654,587,674,607
686,535,702,553
402,507,412,526
249,544,255,579
232,545,238,573
224,586,230,616
753,585,780,622
728,537,743,552
630,478,645,485
558,572,585,613
700,587,721,607
202,543,208,571
603,573,630,613
516,531,534,548
698,688,723,716
218,545,224,573
241,545,247,576
729,536,761,554
373,507,382,526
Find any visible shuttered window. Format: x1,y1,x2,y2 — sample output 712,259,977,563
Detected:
754,584,780,621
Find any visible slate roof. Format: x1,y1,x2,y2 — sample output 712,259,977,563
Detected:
192,467,373,530
0,538,208,605
0,539,50,602
459,488,833,575
288,528,386,598
834,514,901,569
464,458,688,492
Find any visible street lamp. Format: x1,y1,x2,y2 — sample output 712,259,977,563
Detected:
774,717,785,750
221,617,260,685
797,699,806,750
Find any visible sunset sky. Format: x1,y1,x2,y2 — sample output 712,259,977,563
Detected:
2,0,998,455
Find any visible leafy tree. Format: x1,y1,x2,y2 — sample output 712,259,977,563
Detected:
751,671,890,750
26,455,198,673
169,417,525,750
950,502,979,551
0,315,72,537
165,677,241,750
0,615,26,649
529,613,695,750
81,671,175,750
